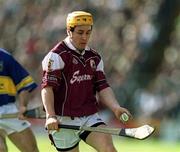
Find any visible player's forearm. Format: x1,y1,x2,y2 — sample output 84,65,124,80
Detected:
19,90,29,107
41,87,56,118
98,87,121,112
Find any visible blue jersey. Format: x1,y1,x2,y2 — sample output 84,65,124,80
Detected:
0,48,37,106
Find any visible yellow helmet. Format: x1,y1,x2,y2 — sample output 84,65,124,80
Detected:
66,11,93,29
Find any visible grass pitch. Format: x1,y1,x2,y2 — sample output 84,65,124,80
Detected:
7,136,180,152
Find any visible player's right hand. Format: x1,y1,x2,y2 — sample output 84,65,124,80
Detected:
113,106,132,122
18,105,27,120
45,116,59,131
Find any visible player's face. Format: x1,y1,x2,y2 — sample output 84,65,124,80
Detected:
70,25,92,50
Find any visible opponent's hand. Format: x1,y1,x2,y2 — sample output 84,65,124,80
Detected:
46,116,59,131
18,105,27,120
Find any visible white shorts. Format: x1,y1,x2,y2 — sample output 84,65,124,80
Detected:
49,113,106,151
0,103,31,135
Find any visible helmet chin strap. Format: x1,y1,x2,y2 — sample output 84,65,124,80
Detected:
75,46,85,54
77,49,85,54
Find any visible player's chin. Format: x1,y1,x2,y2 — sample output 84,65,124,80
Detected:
79,44,86,49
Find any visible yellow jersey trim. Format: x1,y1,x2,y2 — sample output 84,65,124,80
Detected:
0,76,16,95
16,76,34,91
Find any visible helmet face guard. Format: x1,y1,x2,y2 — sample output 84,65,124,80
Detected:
66,11,93,30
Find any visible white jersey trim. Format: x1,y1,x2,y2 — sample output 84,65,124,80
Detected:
96,59,104,72
42,52,65,71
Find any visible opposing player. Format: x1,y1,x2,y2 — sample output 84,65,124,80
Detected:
0,48,39,152
41,11,131,152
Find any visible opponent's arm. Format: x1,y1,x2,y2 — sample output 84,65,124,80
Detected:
98,87,131,120
41,86,59,130
18,90,29,119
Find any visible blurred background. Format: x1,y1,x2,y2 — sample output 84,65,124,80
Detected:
0,0,180,147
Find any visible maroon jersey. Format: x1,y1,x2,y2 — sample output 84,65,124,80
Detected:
41,37,109,117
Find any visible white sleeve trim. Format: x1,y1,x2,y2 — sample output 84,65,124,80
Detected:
42,52,65,71
96,59,104,72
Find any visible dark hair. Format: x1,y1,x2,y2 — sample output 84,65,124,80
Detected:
69,26,75,32
69,26,93,32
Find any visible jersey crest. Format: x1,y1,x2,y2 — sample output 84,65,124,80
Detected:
47,59,54,72
90,59,96,70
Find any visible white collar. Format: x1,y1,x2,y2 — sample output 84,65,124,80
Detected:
64,36,90,54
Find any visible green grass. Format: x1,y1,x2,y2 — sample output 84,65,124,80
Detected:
7,136,180,152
